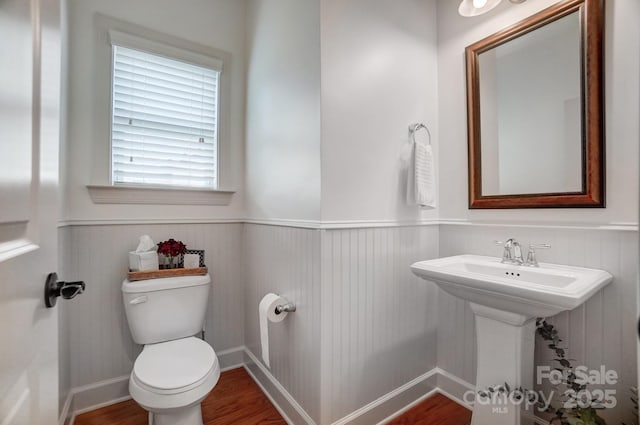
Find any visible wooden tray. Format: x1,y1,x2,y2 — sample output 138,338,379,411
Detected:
127,267,208,282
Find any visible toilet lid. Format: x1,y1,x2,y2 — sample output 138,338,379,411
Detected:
134,337,216,391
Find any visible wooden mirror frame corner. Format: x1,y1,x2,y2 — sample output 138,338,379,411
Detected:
466,0,605,209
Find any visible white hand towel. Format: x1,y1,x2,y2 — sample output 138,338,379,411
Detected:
407,141,436,208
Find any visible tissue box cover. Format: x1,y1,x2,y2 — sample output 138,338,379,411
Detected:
129,251,159,272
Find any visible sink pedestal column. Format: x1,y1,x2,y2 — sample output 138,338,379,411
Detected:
470,303,536,425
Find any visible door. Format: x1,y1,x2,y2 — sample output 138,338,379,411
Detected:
0,0,61,424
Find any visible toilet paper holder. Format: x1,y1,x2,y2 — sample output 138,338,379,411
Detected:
275,302,296,314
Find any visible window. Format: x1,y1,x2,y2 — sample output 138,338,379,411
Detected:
111,42,220,189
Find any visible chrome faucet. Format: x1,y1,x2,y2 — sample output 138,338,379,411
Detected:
495,239,551,267
495,238,524,265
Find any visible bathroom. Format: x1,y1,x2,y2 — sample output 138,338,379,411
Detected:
0,0,638,424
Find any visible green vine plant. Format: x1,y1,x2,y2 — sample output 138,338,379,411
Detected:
479,318,638,425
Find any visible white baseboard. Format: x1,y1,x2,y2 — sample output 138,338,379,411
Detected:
59,356,550,425
59,375,130,425
376,388,440,425
332,368,549,425
243,348,316,425
434,367,475,409
332,369,439,425
58,390,73,425
215,345,246,372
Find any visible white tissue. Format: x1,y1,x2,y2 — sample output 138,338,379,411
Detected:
259,293,289,368
135,235,156,253
129,235,159,271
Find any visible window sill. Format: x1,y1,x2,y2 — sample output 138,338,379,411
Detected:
86,185,235,206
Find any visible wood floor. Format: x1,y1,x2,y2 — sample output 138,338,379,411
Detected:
74,368,285,425
386,393,472,425
74,368,471,425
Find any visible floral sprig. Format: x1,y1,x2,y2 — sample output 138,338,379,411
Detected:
157,238,186,257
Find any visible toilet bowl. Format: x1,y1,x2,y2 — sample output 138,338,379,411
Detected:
129,337,220,425
122,275,217,425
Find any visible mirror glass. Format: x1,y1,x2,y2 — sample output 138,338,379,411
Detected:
479,12,581,196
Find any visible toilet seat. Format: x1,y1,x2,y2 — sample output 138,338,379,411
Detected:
133,337,218,395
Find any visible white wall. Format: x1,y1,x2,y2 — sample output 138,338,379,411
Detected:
437,0,639,225
245,0,440,225
245,0,322,222
319,0,439,223
63,0,246,223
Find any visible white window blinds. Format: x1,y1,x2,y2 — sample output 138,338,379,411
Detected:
111,45,220,189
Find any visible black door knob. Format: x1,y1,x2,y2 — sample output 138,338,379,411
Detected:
44,272,85,308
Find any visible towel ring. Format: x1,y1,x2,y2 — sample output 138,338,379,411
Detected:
409,123,431,146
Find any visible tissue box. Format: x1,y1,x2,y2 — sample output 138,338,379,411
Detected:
129,251,159,272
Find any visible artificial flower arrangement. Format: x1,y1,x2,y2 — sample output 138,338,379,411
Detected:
156,238,187,269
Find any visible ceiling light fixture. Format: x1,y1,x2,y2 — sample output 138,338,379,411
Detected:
458,0,526,17
458,0,502,17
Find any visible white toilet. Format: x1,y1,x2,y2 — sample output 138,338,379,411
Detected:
122,274,220,425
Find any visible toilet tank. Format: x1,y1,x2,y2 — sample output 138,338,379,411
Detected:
122,274,210,345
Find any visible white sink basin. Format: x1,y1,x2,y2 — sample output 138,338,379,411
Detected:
411,255,613,425
411,254,612,319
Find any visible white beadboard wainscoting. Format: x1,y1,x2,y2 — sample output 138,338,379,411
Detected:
318,226,440,424
243,223,323,423
57,223,245,421
437,223,639,425
57,221,638,425
243,224,441,424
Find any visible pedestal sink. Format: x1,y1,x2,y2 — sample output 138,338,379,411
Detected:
411,255,612,425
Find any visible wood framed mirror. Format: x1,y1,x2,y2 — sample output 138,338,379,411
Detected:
466,0,604,209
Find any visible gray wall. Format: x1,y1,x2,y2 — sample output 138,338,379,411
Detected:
437,223,638,425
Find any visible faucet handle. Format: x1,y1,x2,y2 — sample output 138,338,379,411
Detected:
530,243,551,249
525,244,551,267
494,240,514,263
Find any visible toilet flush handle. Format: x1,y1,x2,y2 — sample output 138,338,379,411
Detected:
129,296,148,305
